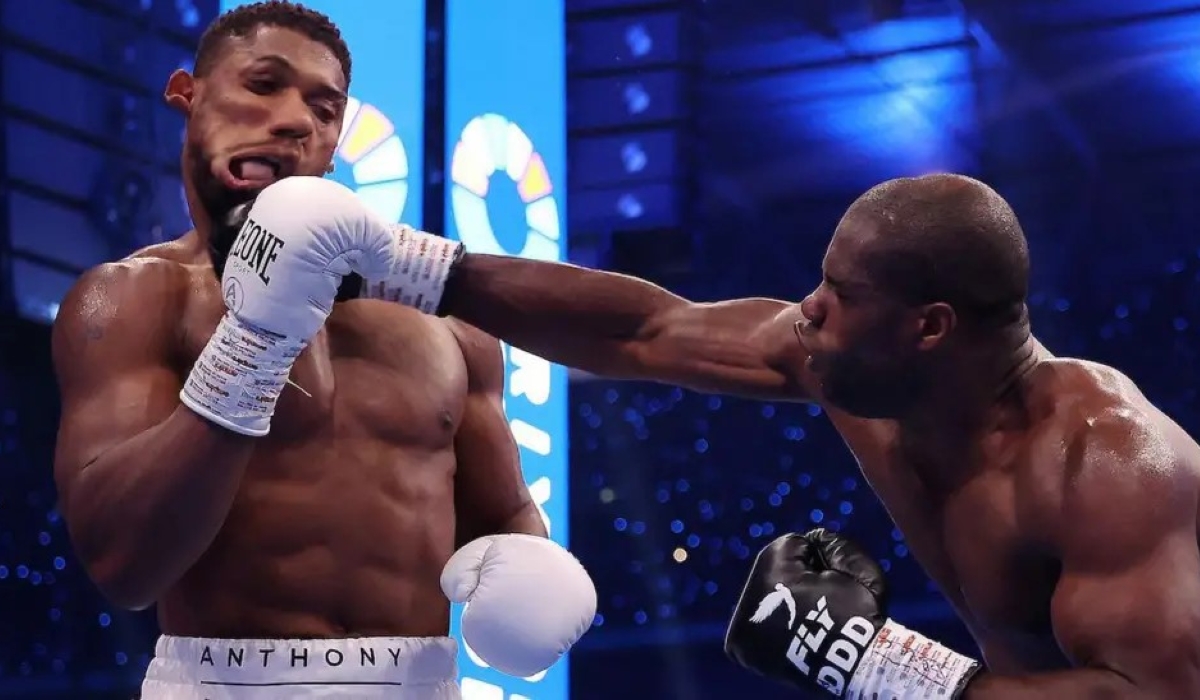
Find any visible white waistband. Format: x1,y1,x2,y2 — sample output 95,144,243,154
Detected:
142,635,459,699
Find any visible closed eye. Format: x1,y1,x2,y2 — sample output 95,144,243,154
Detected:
821,277,848,301
310,103,339,123
247,78,279,95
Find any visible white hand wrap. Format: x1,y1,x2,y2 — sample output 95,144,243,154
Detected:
178,176,400,437
179,313,305,437
359,225,463,314
846,619,980,699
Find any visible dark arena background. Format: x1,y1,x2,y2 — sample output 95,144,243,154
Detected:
2,0,1200,698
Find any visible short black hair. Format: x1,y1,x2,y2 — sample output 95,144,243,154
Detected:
194,1,351,86
849,173,1030,327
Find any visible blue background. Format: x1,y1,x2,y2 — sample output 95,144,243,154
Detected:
445,2,571,699
445,1,568,256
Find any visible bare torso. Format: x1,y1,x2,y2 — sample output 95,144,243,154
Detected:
763,309,1200,673
145,240,473,639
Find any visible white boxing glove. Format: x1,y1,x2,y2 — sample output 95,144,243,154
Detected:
357,223,464,314
180,176,395,436
441,534,597,678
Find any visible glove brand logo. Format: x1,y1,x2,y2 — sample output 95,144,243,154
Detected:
223,277,244,314
749,583,798,628
785,596,875,696
229,218,285,286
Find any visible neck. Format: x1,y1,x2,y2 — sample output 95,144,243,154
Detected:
897,326,1042,490
184,165,216,238
183,172,238,274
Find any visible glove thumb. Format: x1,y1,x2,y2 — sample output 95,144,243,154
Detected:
806,528,887,602
210,200,254,279
440,535,497,603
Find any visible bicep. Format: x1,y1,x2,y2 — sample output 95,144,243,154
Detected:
52,264,182,494
1049,418,1200,693
453,392,537,540
1051,533,1200,692
55,365,181,477
638,297,812,400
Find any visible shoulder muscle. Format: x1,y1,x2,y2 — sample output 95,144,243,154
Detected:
1056,402,1193,558
53,259,184,382
446,317,505,394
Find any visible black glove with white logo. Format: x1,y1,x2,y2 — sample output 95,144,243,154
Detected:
725,529,980,698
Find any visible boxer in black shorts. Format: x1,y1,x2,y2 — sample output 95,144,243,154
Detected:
415,173,1200,696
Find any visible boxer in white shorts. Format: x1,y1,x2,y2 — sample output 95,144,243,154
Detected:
141,637,458,699
50,4,596,697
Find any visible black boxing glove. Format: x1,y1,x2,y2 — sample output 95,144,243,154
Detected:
725,529,980,698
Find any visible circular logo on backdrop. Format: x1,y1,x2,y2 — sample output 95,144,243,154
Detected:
449,114,561,261
334,96,410,223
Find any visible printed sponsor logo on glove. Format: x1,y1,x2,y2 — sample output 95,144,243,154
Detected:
748,588,876,696
228,217,286,286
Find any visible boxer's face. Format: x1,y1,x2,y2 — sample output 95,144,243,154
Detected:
798,219,936,418
166,25,347,226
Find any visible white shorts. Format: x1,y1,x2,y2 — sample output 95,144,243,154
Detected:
140,635,460,699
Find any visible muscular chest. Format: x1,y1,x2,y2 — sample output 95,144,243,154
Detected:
939,482,1058,637
179,284,468,446
857,444,1059,649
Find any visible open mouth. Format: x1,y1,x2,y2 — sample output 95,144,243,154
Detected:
218,153,290,192
224,156,282,189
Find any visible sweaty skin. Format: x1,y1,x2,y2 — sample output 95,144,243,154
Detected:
439,224,1200,693
51,24,543,639
57,240,540,633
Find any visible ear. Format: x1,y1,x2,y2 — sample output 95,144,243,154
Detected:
164,69,196,115
915,302,955,351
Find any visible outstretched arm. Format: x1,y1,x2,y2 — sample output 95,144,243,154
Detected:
440,253,811,400
963,414,1200,698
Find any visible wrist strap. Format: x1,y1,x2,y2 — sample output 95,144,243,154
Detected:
359,225,464,314
179,313,305,437
846,618,980,699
